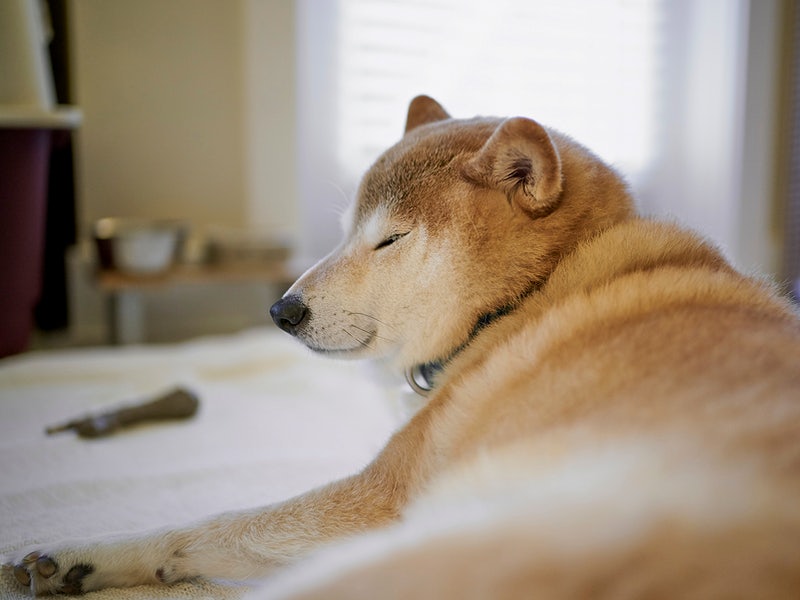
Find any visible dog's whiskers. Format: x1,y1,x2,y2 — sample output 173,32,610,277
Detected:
350,324,395,345
342,326,372,348
325,180,354,219
345,311,398,333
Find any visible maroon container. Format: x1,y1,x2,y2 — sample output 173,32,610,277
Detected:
0,128,51,357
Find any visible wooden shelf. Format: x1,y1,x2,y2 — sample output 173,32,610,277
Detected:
96,262,296,292
96,261,297,345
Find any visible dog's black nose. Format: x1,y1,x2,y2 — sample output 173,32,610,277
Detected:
270,295,308,335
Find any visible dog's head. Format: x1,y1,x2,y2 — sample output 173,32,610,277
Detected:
271,96,634,370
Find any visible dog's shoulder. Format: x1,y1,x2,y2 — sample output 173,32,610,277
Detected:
538,218,793,318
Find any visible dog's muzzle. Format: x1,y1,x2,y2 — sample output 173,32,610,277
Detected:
270,295,308,336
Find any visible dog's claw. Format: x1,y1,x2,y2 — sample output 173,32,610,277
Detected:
13,564,31,587
36,556,57,578
4,552,60,592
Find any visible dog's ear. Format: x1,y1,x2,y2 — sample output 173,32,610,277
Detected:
405,95,451,133
462,117,563,217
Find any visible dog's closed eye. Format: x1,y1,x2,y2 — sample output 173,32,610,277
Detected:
374,233,408,250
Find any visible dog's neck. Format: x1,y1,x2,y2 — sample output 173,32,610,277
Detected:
405,281,543,396
404,220,732,396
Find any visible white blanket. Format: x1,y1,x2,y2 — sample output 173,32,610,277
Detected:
0,328,407,599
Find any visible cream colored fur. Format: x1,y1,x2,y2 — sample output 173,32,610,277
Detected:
5,96,800,598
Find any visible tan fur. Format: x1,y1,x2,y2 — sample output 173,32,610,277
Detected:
6,96,800,598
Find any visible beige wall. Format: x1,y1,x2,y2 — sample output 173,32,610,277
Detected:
244,0,297,238
69,0,297,240
64,1,298,344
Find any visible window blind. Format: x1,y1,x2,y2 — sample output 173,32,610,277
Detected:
335,0,666,181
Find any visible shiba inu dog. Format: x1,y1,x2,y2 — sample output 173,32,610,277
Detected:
6,96,800,598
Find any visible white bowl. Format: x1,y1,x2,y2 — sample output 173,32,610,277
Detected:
94,218,186,275
114,228,178,275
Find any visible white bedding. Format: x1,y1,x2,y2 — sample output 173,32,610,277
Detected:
0,328,408,599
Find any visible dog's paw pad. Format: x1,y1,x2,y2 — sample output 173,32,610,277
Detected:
61,564,95,595
3,550,95,595
9,552,57,584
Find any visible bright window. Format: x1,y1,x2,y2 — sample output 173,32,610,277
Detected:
296,0,773,275
335,0,665,181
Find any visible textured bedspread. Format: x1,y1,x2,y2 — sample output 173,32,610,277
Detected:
0,328,406,599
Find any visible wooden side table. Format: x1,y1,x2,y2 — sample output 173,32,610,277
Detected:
96,262,296,345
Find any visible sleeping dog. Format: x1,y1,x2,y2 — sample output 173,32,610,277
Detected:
6,96,800,598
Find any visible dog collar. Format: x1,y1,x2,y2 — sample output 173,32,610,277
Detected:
404,282,543,397
404,362,443,396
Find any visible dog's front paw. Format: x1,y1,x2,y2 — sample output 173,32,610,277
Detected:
3,548,96,596
2,533,171,596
